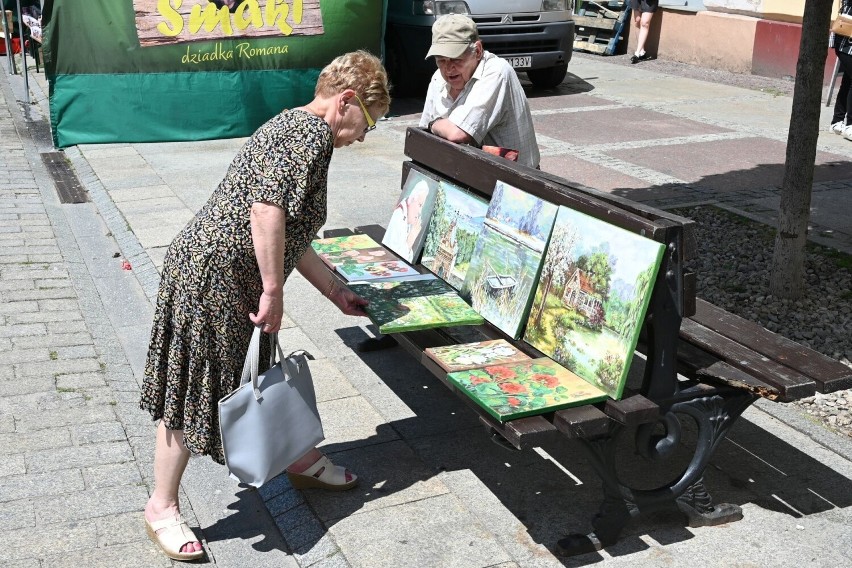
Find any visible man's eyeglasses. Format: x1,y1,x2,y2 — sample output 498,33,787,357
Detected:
353,93,376,134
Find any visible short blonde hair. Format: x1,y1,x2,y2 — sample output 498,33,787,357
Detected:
315,50,391,116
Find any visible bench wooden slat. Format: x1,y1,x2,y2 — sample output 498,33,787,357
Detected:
534,169,697,262
676,341,780,400
352,224,387,244
479,416,561,450
692,299,852,393
679,318,816,401
603,394,659,426
697,361,780,401
554,406,611,439
322,228,356,238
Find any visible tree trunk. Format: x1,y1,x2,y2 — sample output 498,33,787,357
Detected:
769,0,834,298
533,274,552,327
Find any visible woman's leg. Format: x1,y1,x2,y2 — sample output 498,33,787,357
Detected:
144,422,202,554
632,10,655,63
636,12,654,56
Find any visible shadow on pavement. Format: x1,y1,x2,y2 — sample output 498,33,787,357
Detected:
280,324,852,565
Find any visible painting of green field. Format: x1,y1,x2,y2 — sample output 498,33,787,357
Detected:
421,181,489,290
311,234,381,256
349,275,484,333
523,206,665,399
461,181,558,339
446,357,608,421
313,246,401,273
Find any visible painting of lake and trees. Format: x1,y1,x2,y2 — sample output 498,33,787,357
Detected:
523,206,665,399
461,181,558,339
421,181,489,290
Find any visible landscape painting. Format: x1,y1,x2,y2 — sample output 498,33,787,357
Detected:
421,181,489,290
382,168,440,263
446,357,608,422
425,339,531,373
311,234,382,257
523,206,665,400
349,274,484,333
461,181,558,339
337,260,420,281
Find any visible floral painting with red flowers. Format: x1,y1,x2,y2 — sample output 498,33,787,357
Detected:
447,357,608,421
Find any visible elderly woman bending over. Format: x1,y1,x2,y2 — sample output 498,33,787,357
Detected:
140,51,390,561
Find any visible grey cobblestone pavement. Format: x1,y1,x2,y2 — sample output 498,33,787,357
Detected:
2,51,852,568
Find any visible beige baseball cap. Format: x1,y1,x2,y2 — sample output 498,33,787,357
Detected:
425,14,478,59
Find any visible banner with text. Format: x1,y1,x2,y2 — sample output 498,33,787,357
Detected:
43,0,385,147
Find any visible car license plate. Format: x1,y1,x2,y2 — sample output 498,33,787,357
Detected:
504,56,531,69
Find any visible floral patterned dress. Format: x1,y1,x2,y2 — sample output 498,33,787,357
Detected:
140,109,333,464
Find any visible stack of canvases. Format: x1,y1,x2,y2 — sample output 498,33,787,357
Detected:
315,166,666,421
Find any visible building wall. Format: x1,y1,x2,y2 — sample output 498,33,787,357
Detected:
628,11,758,73
626,6,838,83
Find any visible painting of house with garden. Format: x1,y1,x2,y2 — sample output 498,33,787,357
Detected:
461,181,558,339
523,206,665,399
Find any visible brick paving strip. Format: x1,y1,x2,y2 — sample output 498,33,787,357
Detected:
0,76,175,566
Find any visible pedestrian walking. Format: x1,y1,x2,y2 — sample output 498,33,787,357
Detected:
630,0,658,64
830,0,852,139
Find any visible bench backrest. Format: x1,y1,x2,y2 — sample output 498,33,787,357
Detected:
403,128,695,400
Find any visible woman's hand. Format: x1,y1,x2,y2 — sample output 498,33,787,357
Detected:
250,290,285,333
328,282,369,316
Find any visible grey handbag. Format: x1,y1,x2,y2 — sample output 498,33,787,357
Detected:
218,325,325,487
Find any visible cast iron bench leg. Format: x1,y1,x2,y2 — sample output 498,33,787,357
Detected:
676,477,743,527
557,390,755,556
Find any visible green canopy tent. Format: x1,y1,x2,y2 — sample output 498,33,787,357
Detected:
42,0,386,147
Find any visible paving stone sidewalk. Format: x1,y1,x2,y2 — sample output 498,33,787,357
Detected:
0,65,171,567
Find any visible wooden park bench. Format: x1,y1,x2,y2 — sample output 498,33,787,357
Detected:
324,127,852,556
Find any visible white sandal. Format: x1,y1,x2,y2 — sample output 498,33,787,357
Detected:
287,454,358,491
145,514,205,561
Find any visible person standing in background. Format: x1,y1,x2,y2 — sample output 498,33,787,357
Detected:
830,0,852,139
630,0,658,64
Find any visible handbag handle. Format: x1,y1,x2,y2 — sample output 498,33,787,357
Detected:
237,326,283,400
240,325,315,401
